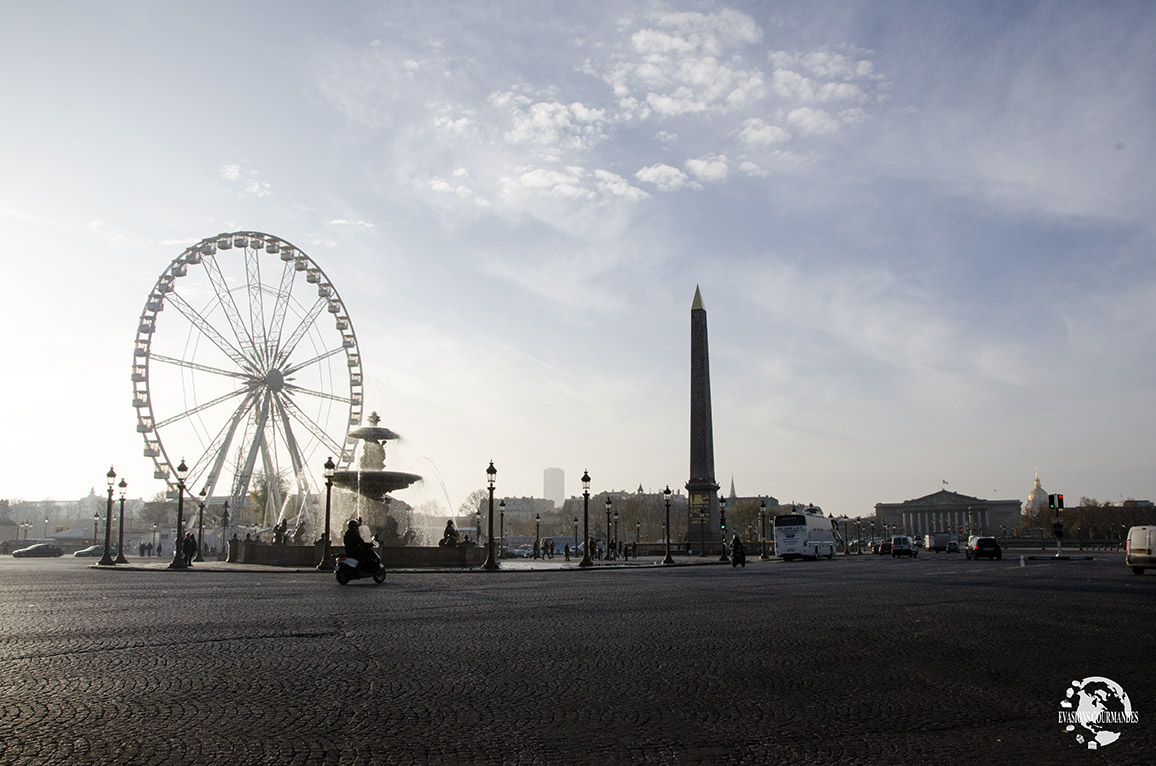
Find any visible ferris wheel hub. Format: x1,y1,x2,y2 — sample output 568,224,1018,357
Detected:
265,368,285,392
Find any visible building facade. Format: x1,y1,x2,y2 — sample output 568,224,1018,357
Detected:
875,490,1022,538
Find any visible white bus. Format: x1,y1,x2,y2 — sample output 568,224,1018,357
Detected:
774,511,837,560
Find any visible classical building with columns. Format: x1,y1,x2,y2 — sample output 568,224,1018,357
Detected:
874,489,1022,538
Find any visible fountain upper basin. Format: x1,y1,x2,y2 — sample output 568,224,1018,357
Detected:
331,469,422,502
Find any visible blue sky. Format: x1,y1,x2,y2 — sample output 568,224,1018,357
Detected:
2,0,1154,517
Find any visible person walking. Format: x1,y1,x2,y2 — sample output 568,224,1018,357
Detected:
183,532,197,566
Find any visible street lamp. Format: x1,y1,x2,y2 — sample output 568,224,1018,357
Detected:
573,516,578,552
44,518,49,539
114,478,129,563
661,486,674,565
168,458,189,569
604,497,612,561
759,500,769,560
194,487,207,562
474,509,481,547
718,496,729,562
613,510,619,559
219,500,229,561
482,461,500,571
93,514,99,546
317,457,336,570
499,501,505,555
99,466,117,565
635,519,640,544
579,470,593,567
534,513,541,559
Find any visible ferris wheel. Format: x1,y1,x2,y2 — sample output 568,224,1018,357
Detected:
131,231,363,525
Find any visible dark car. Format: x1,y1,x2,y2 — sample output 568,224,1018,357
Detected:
874,540,893,555
12,543,64,558
966,536,1002,560
73,544,107,557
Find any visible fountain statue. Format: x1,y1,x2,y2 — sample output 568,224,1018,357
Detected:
331,411,422,501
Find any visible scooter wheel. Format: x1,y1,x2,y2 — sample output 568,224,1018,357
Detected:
336,568,352,585
372,570,386,584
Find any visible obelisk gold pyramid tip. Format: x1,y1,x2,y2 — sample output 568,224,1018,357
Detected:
692,285,705,311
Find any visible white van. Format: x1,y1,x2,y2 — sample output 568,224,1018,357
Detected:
1126,526,1155,575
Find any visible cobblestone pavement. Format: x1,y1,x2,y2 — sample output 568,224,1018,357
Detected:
0,553,1152,765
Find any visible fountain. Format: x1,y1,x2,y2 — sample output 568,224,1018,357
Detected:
330,411,422,501
227,410,485,568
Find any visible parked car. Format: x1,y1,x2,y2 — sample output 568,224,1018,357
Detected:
946,540,960,553
512,544,533,558
12,543,64,558
965,536,1002,560
890,536,917,558
73,544,108,557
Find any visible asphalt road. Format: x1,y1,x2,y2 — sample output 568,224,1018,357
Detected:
0,552,1151,765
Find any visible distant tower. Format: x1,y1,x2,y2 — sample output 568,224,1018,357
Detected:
686,286,721,550
544,467,565,509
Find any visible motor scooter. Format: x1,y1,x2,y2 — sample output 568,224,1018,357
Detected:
335,546,386,585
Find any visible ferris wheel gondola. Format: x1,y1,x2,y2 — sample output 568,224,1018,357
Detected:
131,231,362,528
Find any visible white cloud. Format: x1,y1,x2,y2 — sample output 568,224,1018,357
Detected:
787,107,840,136
498,96,608,150
218,162,271,197
737,117,789,146
329,219,377,230
685,154,728,183
592,169,649,200
635,163,697,191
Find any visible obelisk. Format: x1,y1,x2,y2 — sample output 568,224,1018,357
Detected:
686,286,721,553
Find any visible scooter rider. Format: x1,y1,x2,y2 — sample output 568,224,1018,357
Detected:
343,519,379,568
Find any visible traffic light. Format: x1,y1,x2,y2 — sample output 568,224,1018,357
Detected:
1057,493,1064,509
720,511,727,533
1048,494,1056,509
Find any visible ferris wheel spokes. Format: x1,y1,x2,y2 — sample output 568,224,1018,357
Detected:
282,345,346,377
283,383,352,405
165,290,253,371
231,391,274,510
244,248,269,366
264,258,298,366
274,297,329,369
183,389,260,500
277,393,346,458
152,384,251,430
201,254,260,367
149,352,251,381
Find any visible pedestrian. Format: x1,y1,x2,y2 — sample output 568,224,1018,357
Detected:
564,543,570,561
156,542,162,557
183,532,197,566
